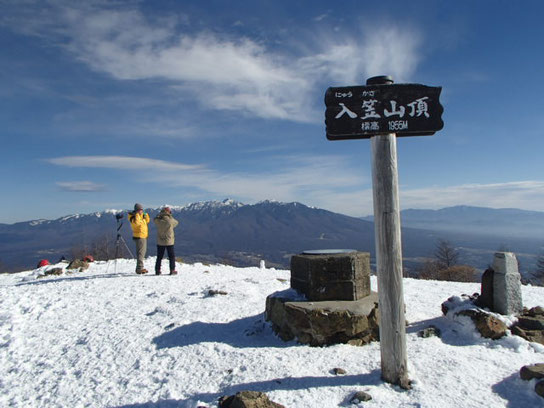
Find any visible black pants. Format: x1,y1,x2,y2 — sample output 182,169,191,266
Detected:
156,245,176,273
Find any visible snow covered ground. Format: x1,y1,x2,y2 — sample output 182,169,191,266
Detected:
1,259,543,407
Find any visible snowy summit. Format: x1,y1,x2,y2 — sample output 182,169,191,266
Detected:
1,259,543,407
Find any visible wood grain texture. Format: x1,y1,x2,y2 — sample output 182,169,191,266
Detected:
371,133,410,388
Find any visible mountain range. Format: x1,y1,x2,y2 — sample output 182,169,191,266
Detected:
366,205,544,239
0,200,542,277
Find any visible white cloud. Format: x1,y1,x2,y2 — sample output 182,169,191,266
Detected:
400,181,544,212
56,181,106,192
151,154,367,206
47,155,544,216
298,25,421,85
47,156,204,171
360,26,421,82
311,181,544,217
48,154,368,209
3,2,423,123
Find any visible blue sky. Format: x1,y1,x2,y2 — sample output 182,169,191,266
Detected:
2,0,544,224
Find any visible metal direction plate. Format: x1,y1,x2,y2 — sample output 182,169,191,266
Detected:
325,83,444,140
302,249,357,255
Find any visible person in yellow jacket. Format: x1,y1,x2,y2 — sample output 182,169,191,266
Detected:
128,203,150,274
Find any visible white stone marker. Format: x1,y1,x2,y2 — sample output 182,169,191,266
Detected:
492,252,523,315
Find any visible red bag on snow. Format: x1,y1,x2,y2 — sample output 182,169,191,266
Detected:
37,259,50,268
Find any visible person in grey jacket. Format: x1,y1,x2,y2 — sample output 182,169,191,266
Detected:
153,206,179,275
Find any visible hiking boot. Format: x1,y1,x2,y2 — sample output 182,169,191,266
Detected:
170,270,178,275
155,270,161,275
136,269,148,274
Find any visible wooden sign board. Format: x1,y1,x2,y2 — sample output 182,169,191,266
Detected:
325,83,444,140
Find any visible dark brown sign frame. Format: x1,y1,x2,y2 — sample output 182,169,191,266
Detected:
325,83,444,140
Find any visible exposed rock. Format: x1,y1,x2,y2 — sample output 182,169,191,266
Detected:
441,294,512,340
37,267,64,278
332,367,346,375
458,309,507,339
517,316,544,330
418,325,441,338
527,306,544,317
290,252,370,301
441,294,478,316
520,363,544,381
44,267,63,276
511,326,544,344
441,302,449,316
265,291,379,346
475,268,494,309
511,307,544,345
207,290,228,296
445,293,544,344
218,391,285,408
350,391,372,403
536,381,544,398
67,259,89,271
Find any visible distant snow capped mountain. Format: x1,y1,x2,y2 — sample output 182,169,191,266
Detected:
1,201,543,276
29,219,48,227
23,199,310,226
0,199,379,271
179,199,244,215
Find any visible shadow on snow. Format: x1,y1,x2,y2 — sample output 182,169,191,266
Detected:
13,271,150,287
492,372,544,408
113,370,384,408
153,314,291,349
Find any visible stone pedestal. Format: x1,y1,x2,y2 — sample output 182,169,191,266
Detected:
290,251,370,301
266,250,378,346
265,289,379,346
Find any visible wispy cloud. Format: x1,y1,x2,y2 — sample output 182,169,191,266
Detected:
47,154,368,209
47,156,204,172
298,24,421,86
2,1,423,123
56,181,106,192
47,155,544,215
312,181,544,217
400,181,544,212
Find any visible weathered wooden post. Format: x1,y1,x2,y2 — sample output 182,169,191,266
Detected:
324,75,444,388
367,75,408,388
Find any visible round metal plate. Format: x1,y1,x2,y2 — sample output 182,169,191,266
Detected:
301,249,357,255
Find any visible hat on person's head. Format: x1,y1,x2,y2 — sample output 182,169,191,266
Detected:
134,203,143,211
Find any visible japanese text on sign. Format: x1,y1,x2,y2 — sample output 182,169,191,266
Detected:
336,97,432,132
324,83,444,140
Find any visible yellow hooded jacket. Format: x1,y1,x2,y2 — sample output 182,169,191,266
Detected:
128,211,150,238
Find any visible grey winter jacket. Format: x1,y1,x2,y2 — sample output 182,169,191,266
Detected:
153,210,179,246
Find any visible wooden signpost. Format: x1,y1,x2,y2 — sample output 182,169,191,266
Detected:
324,75,444,388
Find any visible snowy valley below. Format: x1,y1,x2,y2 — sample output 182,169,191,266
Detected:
1,258,543,407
